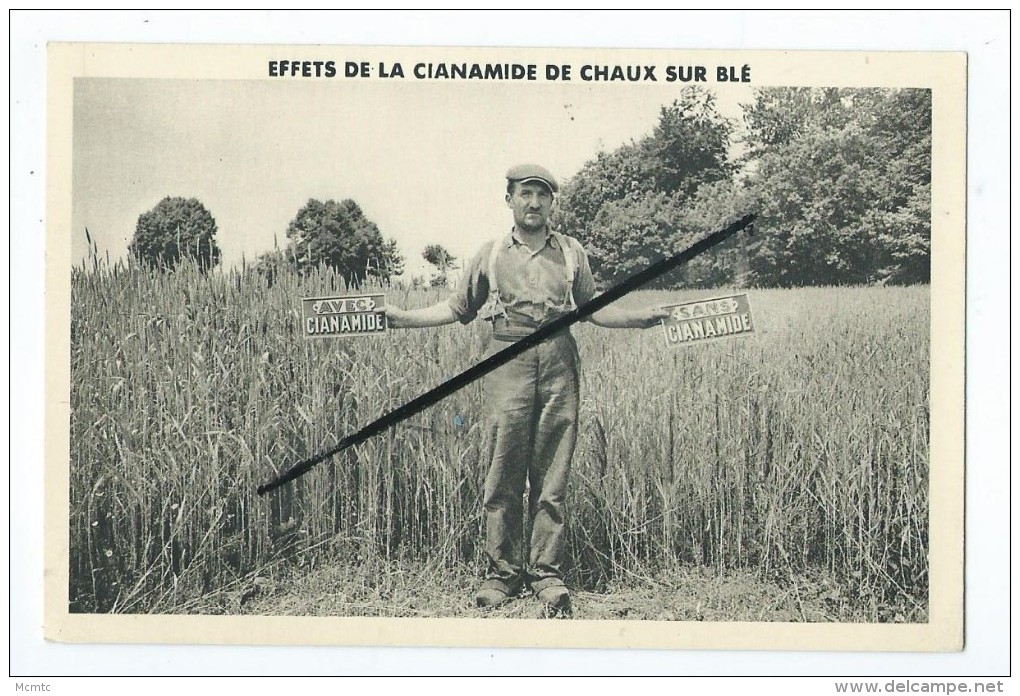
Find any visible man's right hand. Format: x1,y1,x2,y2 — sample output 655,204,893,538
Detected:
384,305,409,328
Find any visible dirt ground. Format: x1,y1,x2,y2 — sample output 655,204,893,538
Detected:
214,556,920,623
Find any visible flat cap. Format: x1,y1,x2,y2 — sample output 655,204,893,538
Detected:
506,164,559,193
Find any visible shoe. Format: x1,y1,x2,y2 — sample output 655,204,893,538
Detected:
536,585,572,617
475,585,511,609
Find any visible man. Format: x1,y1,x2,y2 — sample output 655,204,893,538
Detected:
386,164,668,616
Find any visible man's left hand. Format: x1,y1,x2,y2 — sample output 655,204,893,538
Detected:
641,307,673,329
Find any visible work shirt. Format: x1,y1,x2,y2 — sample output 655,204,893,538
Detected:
448,229,598,328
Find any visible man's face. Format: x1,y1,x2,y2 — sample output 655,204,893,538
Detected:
506,181,554,233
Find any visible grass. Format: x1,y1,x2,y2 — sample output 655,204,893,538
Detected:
193,554,888,623
68,259,929,621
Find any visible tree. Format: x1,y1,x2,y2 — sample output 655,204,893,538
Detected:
740,88,931,285
672,179,757,287
130,196,220,270
422,244,457,287
552,144,657,253
741,87,846,156
584,182,755,290
645,87,735,200
585,191,681,288
745,127,882,286
862,89,931,284
252,249,293,287
376,238,406,283
553,86,930,289
284,198,403,285
553,87,735,286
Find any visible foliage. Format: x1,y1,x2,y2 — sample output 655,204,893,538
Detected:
554,87,735,287
672,179,758,287
646,87,736,199
555,86,931,288
129,196,221,271
422,244,457,287
742,88,932,285
554,144,657,245
741,87,850,155
379,239,406,282
584,183,750,290
252,249,294,288
284,198,403,284
583,191,678,287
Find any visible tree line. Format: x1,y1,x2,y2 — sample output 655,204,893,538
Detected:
128,196,406,285
553,86,931,288
128,86,930,288
128,197,457,287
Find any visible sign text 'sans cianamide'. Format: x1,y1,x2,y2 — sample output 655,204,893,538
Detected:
302,294,387,338
661,293,755,347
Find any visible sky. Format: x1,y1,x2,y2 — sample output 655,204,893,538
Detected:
72,77,752,279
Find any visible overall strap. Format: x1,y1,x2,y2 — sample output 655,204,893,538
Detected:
478,235,509,324
552,232,578,309
487,236,505,297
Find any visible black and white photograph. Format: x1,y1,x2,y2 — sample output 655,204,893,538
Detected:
42,40,966,653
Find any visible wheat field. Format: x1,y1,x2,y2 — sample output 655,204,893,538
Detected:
68,260,929,619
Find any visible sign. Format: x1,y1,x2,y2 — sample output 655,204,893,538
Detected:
661,293,755,347
301,294,387,338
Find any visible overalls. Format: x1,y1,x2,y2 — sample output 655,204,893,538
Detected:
475,232,584,596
